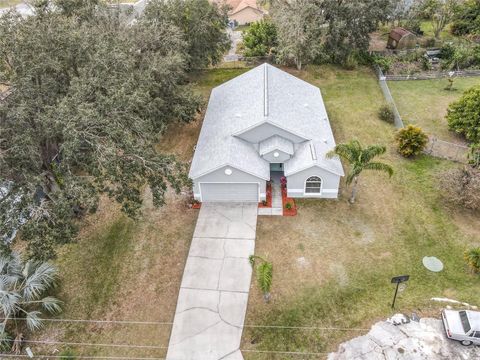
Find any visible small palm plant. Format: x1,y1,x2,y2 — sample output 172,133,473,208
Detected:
465,248,480,273
249,255,273,303
328,140,393,204
0,252,62,350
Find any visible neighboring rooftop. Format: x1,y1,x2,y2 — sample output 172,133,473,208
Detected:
211,0,262,15
389,27,412,41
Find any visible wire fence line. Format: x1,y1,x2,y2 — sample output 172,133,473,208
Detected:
207,55,275,70
1,338,168,349
373,65,471,164
374,65,405,129
0,317,369,331
425,137,470,163
0,355,165,360
382,69,480,81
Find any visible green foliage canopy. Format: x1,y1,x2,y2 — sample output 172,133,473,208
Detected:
447,86,480,144
465,248,480,272
0,4,202,259
270,0,392,68
419,0,457,38
451,0,480,36
242,20,278,57
143,0,231,70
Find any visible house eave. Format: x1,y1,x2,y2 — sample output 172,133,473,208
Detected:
285,163,345,177
190,162,270,181
232,120,311,142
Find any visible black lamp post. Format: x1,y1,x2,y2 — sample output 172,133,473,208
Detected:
391,275,409,310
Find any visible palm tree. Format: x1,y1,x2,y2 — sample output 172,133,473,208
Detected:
249,255,273,303
328,140,393,204
0,252,62,351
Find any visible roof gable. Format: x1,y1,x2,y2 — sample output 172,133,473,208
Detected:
235,121,309,144
284,141,345,177
259,135,294,156
232,0,262,14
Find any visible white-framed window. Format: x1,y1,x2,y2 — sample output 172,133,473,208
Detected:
305,176,322,194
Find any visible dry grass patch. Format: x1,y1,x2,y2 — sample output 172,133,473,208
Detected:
0,0,22,8
242,66,480,359
388,77,480,143
34,191,197,358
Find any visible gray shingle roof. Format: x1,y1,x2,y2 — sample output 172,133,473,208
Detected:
259,135,294,156
189,64,344,180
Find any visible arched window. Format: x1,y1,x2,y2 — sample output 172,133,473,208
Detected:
305,176,322,194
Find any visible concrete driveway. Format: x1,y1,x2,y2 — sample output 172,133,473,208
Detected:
166,203,257,360
224,28,243,62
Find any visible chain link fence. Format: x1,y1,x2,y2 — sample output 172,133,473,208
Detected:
209,56,275,69
373,65,472,164
425,137,470,164
383,69,480,81
374,65,405,129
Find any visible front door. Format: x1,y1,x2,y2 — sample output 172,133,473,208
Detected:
270,163,283,172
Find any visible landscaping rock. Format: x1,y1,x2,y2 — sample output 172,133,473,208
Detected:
328,318,479,360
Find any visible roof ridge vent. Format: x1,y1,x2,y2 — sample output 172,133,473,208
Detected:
309,143,317,161
264,63,268,117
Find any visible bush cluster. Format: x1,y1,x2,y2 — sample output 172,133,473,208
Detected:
378,104,395,124
372,55,393,73
440,43,480,70
465,248,480,273
440,167,480,211
395,125,429,157
451,0,480,37
447,86,480,144
242,20,277,57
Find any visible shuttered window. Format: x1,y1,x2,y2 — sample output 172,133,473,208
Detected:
305,176,322,194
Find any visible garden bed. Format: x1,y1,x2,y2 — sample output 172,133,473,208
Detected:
191,202,201,209
258,181,272,208
281,186,297,216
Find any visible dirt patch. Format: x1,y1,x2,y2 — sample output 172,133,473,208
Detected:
156,115,204,162
329,263,349,287
451,209,480,241
369,31,388,51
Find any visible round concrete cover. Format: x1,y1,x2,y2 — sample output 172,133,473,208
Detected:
423,256,444,272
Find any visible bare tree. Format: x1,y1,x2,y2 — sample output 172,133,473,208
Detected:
270,0,324,70
420,0,458,38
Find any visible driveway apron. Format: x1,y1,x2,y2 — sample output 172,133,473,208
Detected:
166,203,258,360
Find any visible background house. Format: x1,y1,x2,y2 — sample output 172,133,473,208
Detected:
189,64,344,203
213,0,265,25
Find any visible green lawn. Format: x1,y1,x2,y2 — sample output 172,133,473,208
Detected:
420,20,456,42
235,24,251,32
35,69,247,358
241,65,480,359
31,66,480,359
388,77,480,143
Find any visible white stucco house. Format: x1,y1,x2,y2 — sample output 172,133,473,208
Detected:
212,0,265,25
228,0,264,25
189,63,344,203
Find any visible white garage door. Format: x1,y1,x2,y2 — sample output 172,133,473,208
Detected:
200,183,259,202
